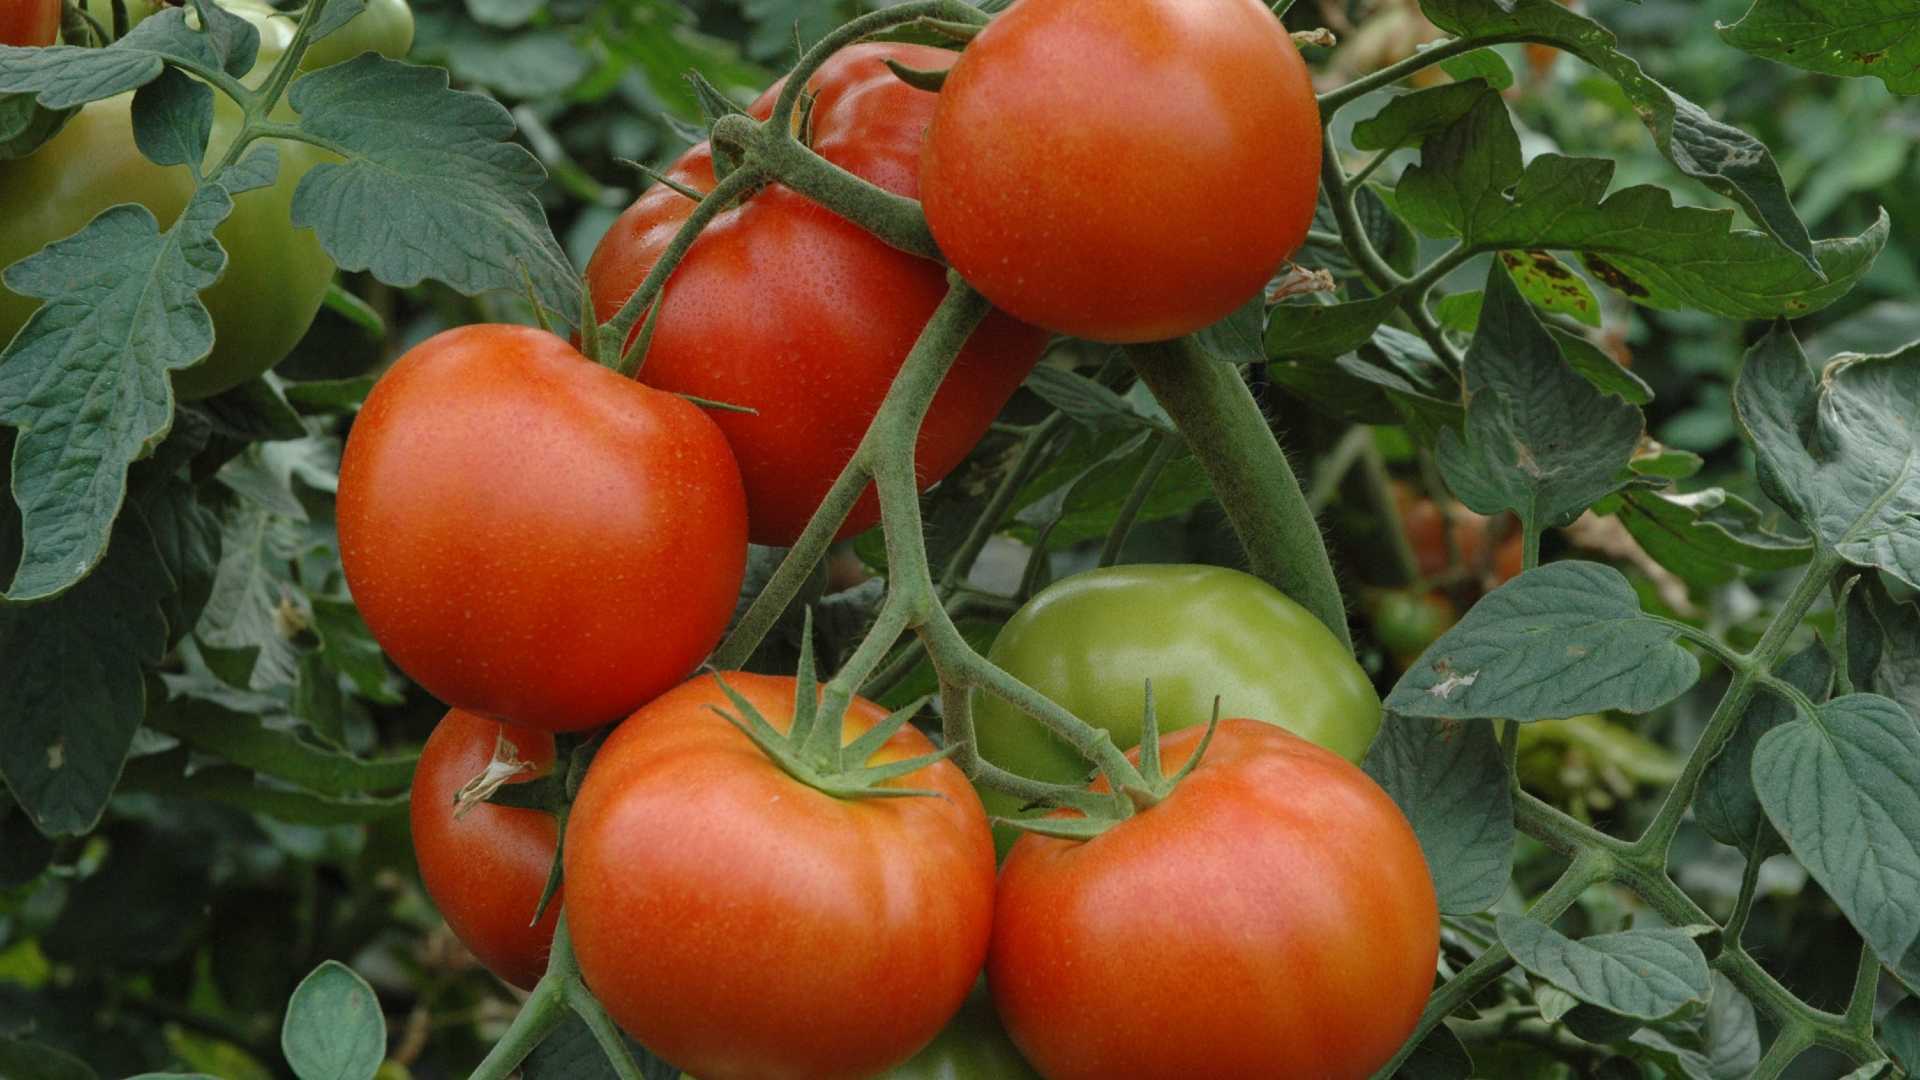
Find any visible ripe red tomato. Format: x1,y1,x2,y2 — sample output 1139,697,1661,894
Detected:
920,0,1322,344
0,0,59,46
990,720,1438,1080
565,672,998,1080
584,43,1048,547
337,325,748,732
1396,484,1524,587
409,709,560,990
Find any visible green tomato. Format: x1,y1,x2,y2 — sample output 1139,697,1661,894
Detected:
877,981,1041,1079
0,0,411,399
1367,587,1459,667
223,0,414,69
972,565,1381,848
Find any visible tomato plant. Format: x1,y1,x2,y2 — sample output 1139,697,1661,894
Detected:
920,0,1321,343
0,0,59,46
584,42,1048,546
337,325,748,732
564,672,997,1080
970,564,1380,840
409,709,560,990
990,719,1438,1080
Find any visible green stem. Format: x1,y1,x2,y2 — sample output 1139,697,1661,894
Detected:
712,467,869,671
1360,434,1422,587
467,968,569,1080
600,165,766,368
1845,942,1880,1029
742,121,940,259
1098,432,1180,567
766,0,988,133
1750,1030,1811,1080
935,675,1101,808
1631,550,1839,864
1127,337,1352,650
1317,36,1492,115
1405,242,1477,300
1306,424,1370,513
1722,843,1767,946
1319,128,1406,290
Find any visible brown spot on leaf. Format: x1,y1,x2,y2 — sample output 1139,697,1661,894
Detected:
1581,254,1651,299
1857,50,1884,65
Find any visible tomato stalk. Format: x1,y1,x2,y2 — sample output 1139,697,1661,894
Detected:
1127,337,1354,651
468,915,654,1080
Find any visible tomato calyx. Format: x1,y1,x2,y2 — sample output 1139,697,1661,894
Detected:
1001,685,1225,843
882,58,947,92
709,628,954,801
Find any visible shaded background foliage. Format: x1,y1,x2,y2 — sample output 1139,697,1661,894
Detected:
0,0,1916,1077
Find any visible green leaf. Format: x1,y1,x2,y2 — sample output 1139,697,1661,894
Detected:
0,1038,97,1080
193,377,308,443
1847,576,1920,721
194,503,308,692
1436,261,1644,534
1719,0,1920,95
144,696,414,796
1882,996,1920,1075
1615,487,1814,587
41,819,213,968
1552,328,1652,405
521,1011,680,1080
0,513,170,837
442,30,594,99
1011,431,1209,550
1187,295,1264,365
282,961,384,1080
1298,184,1418,281
1265,294,1403,360
1351,79,1499,151
1420,0,1819,269
1385,561,1700,722
311,597,400,703
1268,325,1464,430
1396,95,1883,319
0,151,270,601
1396,1024,1473,1079
0,5,260,109
1497,916,1712,1021
1362,714,1513,915
287,55,581,324
1024,365,1165,431
1735,328,1920,590
1439,46,1515,90
116,755,407,825
0,92,76,160
1697,646,1830,852
1754,692,1920,966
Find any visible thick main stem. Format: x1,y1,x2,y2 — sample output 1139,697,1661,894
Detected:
1128,338,1353,650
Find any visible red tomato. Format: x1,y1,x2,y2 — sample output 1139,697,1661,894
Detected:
409,709,560,990
920,0,1322,344
337,325,748,732
0,0,59,46
1396,484,1523,587
990,719,1438,1080
584,43,1048,547
565,672,998,1080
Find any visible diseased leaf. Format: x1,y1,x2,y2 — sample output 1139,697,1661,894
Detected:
1734,328,1920,590
1396,95,1883,319
1386,561,1700,722
1720,0,1920,95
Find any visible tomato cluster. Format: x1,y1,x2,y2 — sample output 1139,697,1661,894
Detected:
330,3,1433,1077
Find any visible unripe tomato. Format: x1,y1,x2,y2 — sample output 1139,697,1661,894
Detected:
1,0,60,46
566,673,997,1080
990,720,1439,1080
971,565,1380,848
585,43,1048,547
409,709,559,990
337,326,748,732
921,0,1322,343
878,981,1043,1080
225,0,414,69
0,94,331,399
1367,588,1459,669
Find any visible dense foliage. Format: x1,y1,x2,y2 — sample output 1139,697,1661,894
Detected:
2,0,1919,1078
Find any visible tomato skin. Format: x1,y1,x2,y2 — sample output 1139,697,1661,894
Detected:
990,720,1439,1080
409,709,560,990
0,0,60,46
921,0,1321,344
565,672,998,1080
971,565,1380,845
584,43,1048,547
337,326,748,732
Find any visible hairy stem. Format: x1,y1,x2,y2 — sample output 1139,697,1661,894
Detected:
1128,337,1352,650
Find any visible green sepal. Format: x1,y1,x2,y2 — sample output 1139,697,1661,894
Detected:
685,69,747,126
883,59,948,92
996,815,1117,842
617,157,703,202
